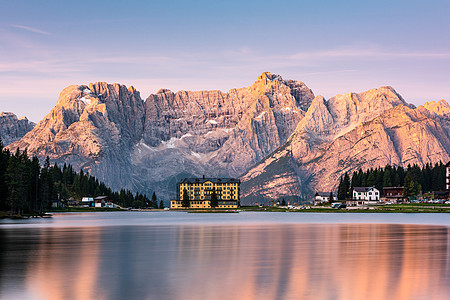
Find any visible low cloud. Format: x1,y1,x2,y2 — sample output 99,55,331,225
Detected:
11,24,50,36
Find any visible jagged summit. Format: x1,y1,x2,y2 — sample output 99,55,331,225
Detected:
9,74,315,200
7,73,449,204
422,99,450,116
0,112,35,146
257,71,284,82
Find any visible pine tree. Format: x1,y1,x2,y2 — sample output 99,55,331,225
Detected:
159,200,164,209
337,176,344,200
29,157,40,212
182,189,190,208
210,187,218,208
383,168,392,187
151,192,158,208
328,192,334,204
0,137,9,211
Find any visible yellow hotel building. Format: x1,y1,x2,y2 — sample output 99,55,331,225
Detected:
170,177,240,209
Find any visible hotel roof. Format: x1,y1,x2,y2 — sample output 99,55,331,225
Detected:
179,177,240,184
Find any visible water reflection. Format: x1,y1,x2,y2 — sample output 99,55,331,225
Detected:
1,224,449,300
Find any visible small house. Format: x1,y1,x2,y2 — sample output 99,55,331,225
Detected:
81,197,94,207
347,187,380,206
94,196,111,208
314,192,337,205
383,187,407,203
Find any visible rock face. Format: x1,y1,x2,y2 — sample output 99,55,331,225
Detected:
9,73,314,200
8,73,450,204
241,88,450,204
0,112,35,146
9,83,145,189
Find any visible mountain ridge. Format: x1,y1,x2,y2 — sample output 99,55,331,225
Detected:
5,73,450,204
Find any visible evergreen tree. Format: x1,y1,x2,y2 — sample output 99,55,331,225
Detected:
151,192,158,208
337,176,344,200
0,138,9,211
29,157,40,212
159,200,164,209
382,167,392,187
210,187,218,208
281,198,287,206
328,192,334,204
182,189,190,208
338,173,351,200
6,150,25,215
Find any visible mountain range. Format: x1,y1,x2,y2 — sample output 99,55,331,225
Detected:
3,72,450,204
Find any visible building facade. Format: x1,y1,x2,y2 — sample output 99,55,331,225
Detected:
382,187,407,203
446,162,450,190
170,177,240,209
314,192,337,205
347,187,380,206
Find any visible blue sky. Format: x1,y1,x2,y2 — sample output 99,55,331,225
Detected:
1,0,449,122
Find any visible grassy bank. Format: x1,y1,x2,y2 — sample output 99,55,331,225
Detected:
240,205,450,213
47,207,123,212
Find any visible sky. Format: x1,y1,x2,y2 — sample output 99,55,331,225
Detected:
1,0,449,122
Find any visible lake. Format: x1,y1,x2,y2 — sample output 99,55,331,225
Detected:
1,212,449,300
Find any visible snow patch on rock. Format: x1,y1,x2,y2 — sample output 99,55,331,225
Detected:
255,112,266,120
79,97,91,105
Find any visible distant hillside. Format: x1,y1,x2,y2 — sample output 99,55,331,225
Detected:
0,112,35,146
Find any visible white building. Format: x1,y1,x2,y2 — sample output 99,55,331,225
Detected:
446,162,450,190
314,192,337,205
348,187,380,206
81,197,94,207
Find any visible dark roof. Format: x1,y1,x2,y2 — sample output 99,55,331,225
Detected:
315,192,336,197
179,178,240,184
382,187,404,190
353,187,378,192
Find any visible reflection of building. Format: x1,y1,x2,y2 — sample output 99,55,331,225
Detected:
382,187,407,203
170,176,240,209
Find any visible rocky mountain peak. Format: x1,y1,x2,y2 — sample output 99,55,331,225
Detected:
422,99,450,116
157,88,171,94
251,72,315,111
257,71,284,82
0,112,35,146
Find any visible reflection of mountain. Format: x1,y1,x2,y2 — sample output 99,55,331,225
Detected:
1,223,448,300
26,228,103,300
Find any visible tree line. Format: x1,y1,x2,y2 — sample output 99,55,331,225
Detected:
337,162,447,200
0,138,162,215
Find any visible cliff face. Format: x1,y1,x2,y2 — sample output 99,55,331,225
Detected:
0,112,35,146
240,88,450,204
132,72,314,195
8,73,314,199
8,73,450,204
9,82,145,189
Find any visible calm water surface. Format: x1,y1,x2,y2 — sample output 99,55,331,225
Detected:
1,212,449,300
